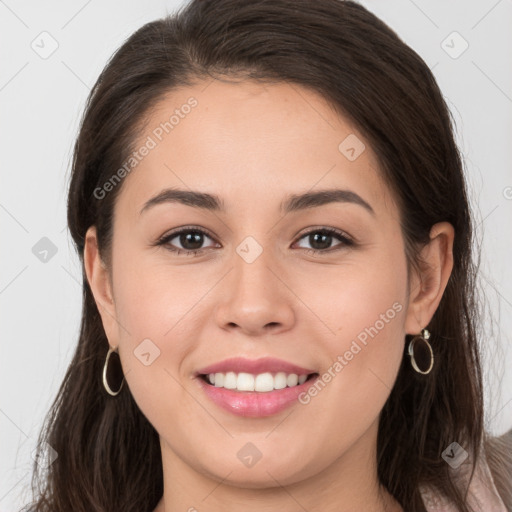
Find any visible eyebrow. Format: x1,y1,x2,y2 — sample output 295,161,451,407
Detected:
139,187,375,216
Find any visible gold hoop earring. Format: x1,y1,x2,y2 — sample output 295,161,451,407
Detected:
102,345,125,396
407,328,433,374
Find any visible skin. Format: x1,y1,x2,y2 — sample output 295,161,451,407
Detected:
84,79,454,512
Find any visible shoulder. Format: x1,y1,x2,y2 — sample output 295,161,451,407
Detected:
484,428,512,512
419,430,512,512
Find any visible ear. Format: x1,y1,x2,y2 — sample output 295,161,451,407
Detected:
404,222,455,335
83,225,118,346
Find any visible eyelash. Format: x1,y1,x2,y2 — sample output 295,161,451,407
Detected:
155,225,354,257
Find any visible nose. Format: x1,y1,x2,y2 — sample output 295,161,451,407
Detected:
213,243,295,337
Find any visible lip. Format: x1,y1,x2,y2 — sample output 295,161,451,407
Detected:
195,357,316,377
195,373,320,417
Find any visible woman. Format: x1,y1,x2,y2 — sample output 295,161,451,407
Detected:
24,0,511,511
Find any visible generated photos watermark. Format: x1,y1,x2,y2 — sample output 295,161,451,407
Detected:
93,96,198,200
298,301,403,405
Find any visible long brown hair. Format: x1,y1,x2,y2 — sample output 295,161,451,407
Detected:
23,1,511,511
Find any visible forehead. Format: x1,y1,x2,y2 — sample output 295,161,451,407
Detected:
114,79,395,220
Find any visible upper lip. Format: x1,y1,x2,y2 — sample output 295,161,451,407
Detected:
195,357,317,377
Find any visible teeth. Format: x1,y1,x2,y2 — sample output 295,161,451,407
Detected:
205,371,312,392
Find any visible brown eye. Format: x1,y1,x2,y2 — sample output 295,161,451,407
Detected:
156,227,218,256
294,228,354,255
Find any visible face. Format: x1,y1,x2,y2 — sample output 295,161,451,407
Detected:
88,79,421,489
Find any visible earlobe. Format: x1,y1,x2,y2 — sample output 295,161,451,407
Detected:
404,222,454,335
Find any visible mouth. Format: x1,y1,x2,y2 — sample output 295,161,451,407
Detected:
195,371,322,417
197,371,320,393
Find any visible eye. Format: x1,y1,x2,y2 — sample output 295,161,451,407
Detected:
155,226,354,257
293,227,354,255
155,226,219,257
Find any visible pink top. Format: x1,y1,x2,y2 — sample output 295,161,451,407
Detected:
419,447,507,511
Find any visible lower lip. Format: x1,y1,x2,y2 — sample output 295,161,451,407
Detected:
195,374,320,418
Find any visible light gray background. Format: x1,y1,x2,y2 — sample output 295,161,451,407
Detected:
1,1,511,510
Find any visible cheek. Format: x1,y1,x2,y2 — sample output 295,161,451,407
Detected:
331,267,406,355
306,241,406,341
292,284,406,459
111,257,202,432
302,240,404,352
111,243,194,337
109,248,196,400
308,249,407,423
